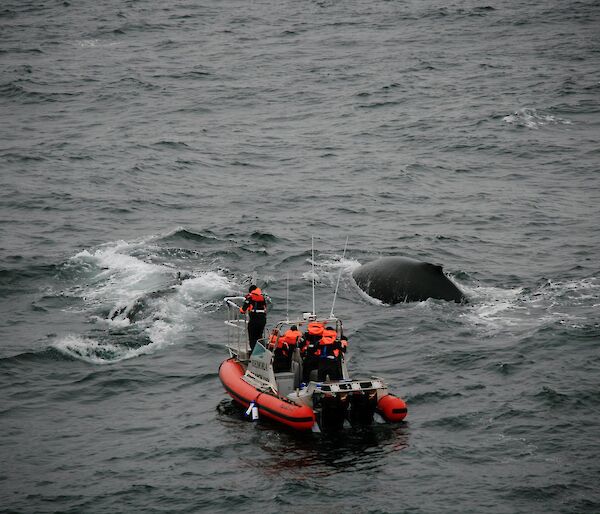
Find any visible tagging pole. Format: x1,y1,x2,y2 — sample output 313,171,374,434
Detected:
286,272,290,322
330,236,349,318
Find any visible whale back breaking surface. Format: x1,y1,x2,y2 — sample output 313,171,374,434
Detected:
352,256,466,304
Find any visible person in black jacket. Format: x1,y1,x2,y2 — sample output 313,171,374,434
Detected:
239,285,267,351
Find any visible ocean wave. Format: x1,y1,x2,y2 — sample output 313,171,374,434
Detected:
356,100,405,109
0,262,59,288
0,8,16,19
426,349,489,369
0,347,73,367
533,386,573,407
420,411,480,430
407,390,463,405
152,140,191,149
0,80,83,104
250,231,280,243
419,6,495,20
506,483,574,502
0,47,43,55
51,334,162,364
152,69,212,80
0,151,47,162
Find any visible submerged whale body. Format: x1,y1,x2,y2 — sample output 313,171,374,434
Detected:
352,256,467,304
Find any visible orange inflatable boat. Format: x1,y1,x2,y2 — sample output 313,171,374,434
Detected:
219,296,408,432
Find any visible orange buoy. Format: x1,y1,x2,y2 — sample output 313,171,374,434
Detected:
376,394,407,422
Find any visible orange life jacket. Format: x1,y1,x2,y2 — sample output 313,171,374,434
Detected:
249,288,264,303
301,322,323,355
270,330,292,357
279,329,302,347
240,287,266,314
307,322,324,337
268,330,280,348
317,328,340,358
320,328,337,345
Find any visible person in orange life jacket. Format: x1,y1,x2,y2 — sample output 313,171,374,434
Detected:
316,326,343,381
239,285,267,351
271,325,302,372
278,325,303,349
268,328,279,349
301,321,324,383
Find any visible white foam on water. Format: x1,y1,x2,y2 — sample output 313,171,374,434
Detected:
319,257,361,272
145,271,236,346
503,108,572,129
525,277,600,327
458,283,527,330
74,39,120,49
77,39,99,48
178,272,234,299
72,240,172,307
302,270,320,282
459,275,599,333
531,277,600,302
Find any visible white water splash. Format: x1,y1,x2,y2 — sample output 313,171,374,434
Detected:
73,240,171,307
304,256,361,285
457,280,530,331
503,108,572,129
60,239,237,363
145,272,234,347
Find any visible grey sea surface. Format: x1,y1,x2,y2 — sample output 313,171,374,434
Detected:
1,0,599,512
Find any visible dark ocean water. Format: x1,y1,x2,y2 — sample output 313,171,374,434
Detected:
1,0,599,512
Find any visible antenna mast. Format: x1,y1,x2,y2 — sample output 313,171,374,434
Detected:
286,272,290,322
311,236,316,316
330,236,349,318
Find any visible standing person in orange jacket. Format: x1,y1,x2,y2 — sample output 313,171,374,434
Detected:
240,285,267,352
